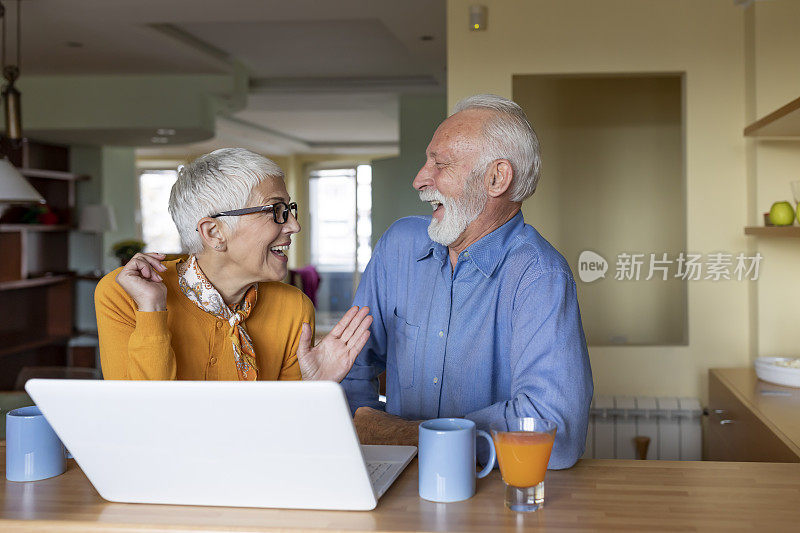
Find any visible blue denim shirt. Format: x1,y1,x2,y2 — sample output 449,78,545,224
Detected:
342,212,593,469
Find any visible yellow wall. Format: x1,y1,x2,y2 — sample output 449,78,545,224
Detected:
748,1,800,358
514,75,686,346
448,0,751,401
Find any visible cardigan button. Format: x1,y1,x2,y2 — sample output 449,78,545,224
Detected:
216,321,223,329
209,357,218,366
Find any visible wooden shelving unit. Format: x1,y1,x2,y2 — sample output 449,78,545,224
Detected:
744,226,800,237
744,95,800,137
0,140,87,389
743,94,800,235
0,224,71,232
19,168,88,182
0,274,73,291
0,335,72,358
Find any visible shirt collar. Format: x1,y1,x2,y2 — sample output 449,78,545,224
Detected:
416,237,448,264
415,211,525,277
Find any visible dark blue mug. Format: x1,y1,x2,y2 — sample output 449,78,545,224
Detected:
5,406,68,482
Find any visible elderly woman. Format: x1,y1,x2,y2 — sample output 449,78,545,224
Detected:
96,148,371,382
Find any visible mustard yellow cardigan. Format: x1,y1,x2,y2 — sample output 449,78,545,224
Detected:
95,259,313,381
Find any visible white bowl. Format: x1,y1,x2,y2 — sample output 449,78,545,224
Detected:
754,357,800,388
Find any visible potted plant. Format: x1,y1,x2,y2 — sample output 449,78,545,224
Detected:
111,240,145,266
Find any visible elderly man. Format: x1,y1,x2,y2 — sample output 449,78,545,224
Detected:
342,94,593,469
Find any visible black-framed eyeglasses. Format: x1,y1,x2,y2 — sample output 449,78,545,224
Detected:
210,202,298,224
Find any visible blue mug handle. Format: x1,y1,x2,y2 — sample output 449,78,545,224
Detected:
476,429,496,479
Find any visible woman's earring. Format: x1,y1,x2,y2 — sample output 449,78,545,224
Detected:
215,244,223,250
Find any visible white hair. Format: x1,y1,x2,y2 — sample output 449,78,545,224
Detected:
451,94,541,202
168,148,284,254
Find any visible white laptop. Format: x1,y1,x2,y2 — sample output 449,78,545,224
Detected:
25,379,416,511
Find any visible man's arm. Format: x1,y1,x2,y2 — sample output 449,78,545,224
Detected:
353,407,420,446
465,269,593,469
341,235,390,414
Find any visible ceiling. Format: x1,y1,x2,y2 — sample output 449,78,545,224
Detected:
14,0,446,155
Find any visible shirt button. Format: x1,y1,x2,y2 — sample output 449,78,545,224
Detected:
438,330,444,337
209,357,218,365
464,251,470,258
433,377,438,384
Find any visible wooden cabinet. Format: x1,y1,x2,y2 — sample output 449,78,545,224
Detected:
0,140,89,390
706,368,800,462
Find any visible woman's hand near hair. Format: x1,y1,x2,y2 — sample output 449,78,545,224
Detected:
296,306,373,382
115,252,169,312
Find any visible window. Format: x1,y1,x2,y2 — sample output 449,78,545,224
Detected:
139,170,182,253
308,165,372,313
356,165,373,271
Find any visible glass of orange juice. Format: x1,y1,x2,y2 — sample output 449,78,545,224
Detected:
490,417,557,512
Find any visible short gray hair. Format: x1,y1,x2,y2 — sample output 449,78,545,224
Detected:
168,148,284,253
451,94,541,202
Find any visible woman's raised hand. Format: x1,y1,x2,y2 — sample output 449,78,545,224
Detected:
296,306,373,382
115,252,169,312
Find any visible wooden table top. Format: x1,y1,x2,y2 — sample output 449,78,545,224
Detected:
4,442,800,532
711,367,800,456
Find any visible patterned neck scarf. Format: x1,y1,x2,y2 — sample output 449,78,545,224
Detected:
177,255,258,381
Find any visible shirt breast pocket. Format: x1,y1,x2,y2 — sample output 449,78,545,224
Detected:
392,307,419,389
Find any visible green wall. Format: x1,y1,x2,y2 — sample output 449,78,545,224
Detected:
69,146,138,333
370,94,446,245
15,70,246,146
100,147,139,272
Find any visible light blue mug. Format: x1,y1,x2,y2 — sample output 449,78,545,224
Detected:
5,406,67,482
418,418,496,503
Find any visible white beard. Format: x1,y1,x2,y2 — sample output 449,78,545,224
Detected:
419,173,488,246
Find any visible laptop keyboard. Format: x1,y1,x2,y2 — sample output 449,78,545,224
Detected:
366,461,393,485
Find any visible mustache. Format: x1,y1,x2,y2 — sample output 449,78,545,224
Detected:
418,189,447,203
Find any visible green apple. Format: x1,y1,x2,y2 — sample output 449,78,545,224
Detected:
769,201,795,226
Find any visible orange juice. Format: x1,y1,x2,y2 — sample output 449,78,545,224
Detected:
493,431,555,487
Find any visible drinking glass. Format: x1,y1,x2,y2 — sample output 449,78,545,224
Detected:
792,180,800,206
490,418,557,512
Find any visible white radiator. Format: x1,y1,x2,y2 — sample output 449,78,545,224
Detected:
583,396,702,460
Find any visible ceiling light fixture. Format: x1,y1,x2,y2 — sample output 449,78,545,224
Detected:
0,0,22,141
